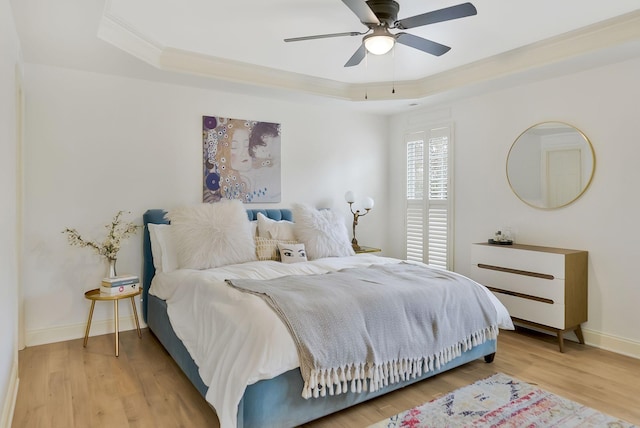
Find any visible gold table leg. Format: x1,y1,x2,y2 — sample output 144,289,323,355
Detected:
130,296,142,338
114,300,119,357
83,301,96,347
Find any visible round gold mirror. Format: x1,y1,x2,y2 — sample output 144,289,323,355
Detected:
507,122,595,209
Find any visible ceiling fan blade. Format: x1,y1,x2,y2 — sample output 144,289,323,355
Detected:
396,33,451,56
341,0,380,25
285,31,364,42
344,44,366,67
395,2,477,30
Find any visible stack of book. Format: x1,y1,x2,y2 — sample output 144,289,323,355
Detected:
101,274,140,296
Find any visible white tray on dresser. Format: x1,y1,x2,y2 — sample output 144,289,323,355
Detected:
470,242,588,352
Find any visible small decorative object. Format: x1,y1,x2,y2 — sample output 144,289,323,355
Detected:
344,191,374,251
502,227,514,243
62,211,139,278
488,230,513,245
108,258,117,278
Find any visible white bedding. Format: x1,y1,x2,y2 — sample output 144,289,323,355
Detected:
149,254,513,428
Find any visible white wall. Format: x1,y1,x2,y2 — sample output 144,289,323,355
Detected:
21,63,389,345
389,56,640,357
0,0,21,425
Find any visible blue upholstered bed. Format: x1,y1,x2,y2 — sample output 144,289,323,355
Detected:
142,208,497,428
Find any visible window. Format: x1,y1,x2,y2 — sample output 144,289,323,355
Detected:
405,125,453,269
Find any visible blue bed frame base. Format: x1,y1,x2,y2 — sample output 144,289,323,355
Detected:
142,208,497,428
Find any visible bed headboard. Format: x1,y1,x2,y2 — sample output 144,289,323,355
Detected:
142,208,293,322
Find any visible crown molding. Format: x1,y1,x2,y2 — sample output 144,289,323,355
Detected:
97,9,640,102
158,48,353,100
98,6,163,68
351,9,640,101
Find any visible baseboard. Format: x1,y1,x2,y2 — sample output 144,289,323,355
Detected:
1,358,19,428
25,316,147,347
514,323,640,360
24,318,639,359
583,328,640,360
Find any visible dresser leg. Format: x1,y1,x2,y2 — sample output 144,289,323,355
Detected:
557,332,565,353
575,325,585,344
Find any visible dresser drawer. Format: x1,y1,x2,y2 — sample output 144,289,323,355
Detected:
492,293,566,329
470,265,565,304
471,244,565,279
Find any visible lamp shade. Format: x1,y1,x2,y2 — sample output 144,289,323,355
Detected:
363,197,374,210
344,191,356,203
363,30,395,55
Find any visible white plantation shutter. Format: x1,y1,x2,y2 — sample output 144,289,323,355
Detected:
406,133,425,262
405,126,453,270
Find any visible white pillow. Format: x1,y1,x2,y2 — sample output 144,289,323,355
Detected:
255,236,297,261
292,204,355,260
167,200,257,269
278,242,308,263
148,223,179,273
257,212,296,240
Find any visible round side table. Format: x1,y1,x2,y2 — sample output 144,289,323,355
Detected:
83,288,142,356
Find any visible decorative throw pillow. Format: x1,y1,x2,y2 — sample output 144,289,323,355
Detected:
278,242,308,264
148,223,179,273
255,237,297,261
257,212,296,241
166,200,257,269
292,204,355,260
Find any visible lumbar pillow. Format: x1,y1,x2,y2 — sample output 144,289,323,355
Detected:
278,242,308,264
257,212,296,241
292,204,355,260
255,236,297,261
148,223,179,273
167,200,257,269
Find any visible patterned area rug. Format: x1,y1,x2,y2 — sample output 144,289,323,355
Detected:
369,372,636,428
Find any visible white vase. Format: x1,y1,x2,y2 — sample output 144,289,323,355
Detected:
108,258,117,278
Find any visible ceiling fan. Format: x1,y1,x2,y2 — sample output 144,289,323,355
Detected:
284,0,477,67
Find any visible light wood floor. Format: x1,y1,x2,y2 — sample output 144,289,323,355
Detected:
12,327,640,428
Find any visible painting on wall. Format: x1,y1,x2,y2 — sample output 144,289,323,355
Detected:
203,116,281,203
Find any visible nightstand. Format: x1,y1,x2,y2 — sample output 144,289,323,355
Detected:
354,245,381,254
83,288,142,356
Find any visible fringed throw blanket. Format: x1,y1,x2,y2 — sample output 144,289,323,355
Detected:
226,262,498,399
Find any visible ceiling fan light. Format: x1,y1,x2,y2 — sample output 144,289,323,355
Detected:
364,34,395,55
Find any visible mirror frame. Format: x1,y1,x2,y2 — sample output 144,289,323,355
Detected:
506,121,595,209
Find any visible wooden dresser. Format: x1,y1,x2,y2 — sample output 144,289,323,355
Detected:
470,243,588,352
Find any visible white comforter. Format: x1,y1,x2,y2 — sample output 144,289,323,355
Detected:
149,255,513,428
